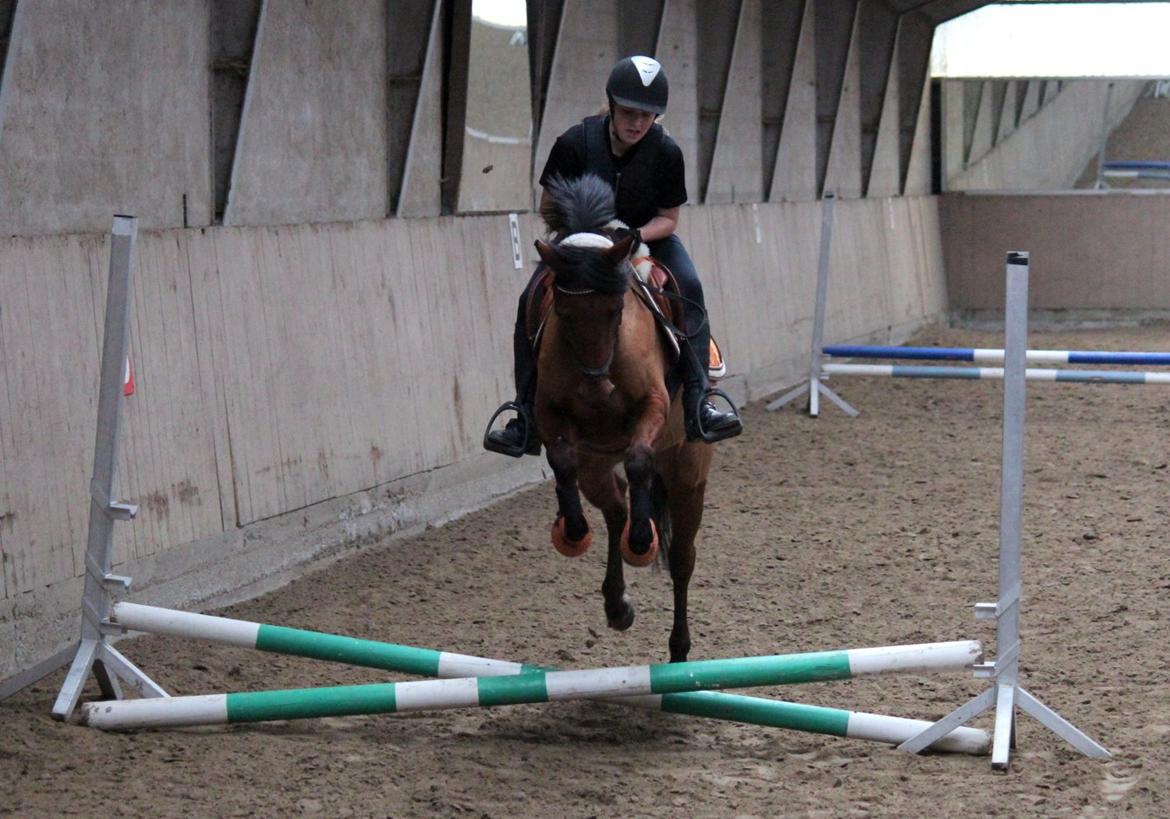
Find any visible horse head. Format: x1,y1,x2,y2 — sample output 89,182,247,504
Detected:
535,173,638,386
534,232,637,383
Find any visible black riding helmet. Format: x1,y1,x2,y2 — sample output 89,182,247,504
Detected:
605,56,668,115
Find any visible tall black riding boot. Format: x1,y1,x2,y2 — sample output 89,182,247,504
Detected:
483,312,541,457
682,327,742,444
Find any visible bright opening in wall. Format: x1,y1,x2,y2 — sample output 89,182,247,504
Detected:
931,2,1170,78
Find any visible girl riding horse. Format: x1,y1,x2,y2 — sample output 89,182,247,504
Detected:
522,171,715,663
485,55,742,458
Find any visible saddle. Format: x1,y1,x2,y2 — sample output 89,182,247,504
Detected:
523,242,726,379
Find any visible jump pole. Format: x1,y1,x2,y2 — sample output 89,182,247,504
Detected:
765,193,858,417
97,603,988,752
822,363,1170,386
824,345,1170,366
80,636,982,731
896,252,1112,770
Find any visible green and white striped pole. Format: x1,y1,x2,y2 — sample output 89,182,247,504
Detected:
83,604,987,752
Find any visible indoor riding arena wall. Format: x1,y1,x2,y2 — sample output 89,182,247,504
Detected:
941,191,1170,316
0,196,947,680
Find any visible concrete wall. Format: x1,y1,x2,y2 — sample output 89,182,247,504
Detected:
223,0,388,226
0,0,212,235
1,1,943,238
0,196,948,680
705,0,763,204
942,191,1170,312
942,80,1146,191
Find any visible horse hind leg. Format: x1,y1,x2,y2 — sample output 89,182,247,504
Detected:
663,451,711,663
580,467,634,631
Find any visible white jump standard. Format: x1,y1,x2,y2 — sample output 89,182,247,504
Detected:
80,639,983,730
896,252,1112,770
765,193,859,417
106,602,990,752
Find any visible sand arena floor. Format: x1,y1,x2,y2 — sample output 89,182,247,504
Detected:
3,324,1168,818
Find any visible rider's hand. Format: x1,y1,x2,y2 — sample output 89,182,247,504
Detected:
613,226,642,248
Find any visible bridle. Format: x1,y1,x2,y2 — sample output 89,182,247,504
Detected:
553,231,630,380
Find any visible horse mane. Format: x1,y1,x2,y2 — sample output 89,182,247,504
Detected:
541,174,629,296
541,173,615,236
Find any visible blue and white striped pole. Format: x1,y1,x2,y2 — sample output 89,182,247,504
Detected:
822,362,1170,386
824,345,1170,367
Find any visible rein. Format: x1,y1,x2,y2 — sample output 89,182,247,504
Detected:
639,281,710,342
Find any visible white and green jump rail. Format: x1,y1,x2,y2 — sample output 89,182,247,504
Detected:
81,603,987,753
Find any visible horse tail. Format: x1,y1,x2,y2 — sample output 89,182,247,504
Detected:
651,471,673,569
541,173,615,236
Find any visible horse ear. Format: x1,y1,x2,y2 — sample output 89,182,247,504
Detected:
535,239,560,269
607,234,636,262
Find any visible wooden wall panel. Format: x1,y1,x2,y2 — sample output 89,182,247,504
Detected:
183,228,237,530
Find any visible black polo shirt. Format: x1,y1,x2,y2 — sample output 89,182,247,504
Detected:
538,115,688,230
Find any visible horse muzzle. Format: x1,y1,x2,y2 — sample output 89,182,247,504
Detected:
575,377,616,405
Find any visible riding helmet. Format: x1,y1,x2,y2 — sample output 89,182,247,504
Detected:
605,56,668,115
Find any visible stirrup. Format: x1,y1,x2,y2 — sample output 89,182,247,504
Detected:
483,401,539,457
686,386,742,444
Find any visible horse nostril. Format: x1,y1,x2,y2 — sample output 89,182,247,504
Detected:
576,379,615,404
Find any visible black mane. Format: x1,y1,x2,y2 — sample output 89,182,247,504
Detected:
542,174,629,296
541,173,615,235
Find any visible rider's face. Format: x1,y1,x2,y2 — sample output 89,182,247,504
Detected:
610,103,656,147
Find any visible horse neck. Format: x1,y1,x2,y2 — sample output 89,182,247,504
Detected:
617,289,665,368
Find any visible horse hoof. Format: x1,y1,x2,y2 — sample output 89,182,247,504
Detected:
619,519,658,567
607,602,635,631
550,516,591,557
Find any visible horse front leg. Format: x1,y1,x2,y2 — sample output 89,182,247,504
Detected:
545,435,591,557
580,465,634,631
620,393,670,567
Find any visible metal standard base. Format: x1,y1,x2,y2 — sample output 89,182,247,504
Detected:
897,682,1110,770
765,377,858,417
52,638,169,719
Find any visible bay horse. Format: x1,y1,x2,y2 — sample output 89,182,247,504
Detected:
531,174,714,663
